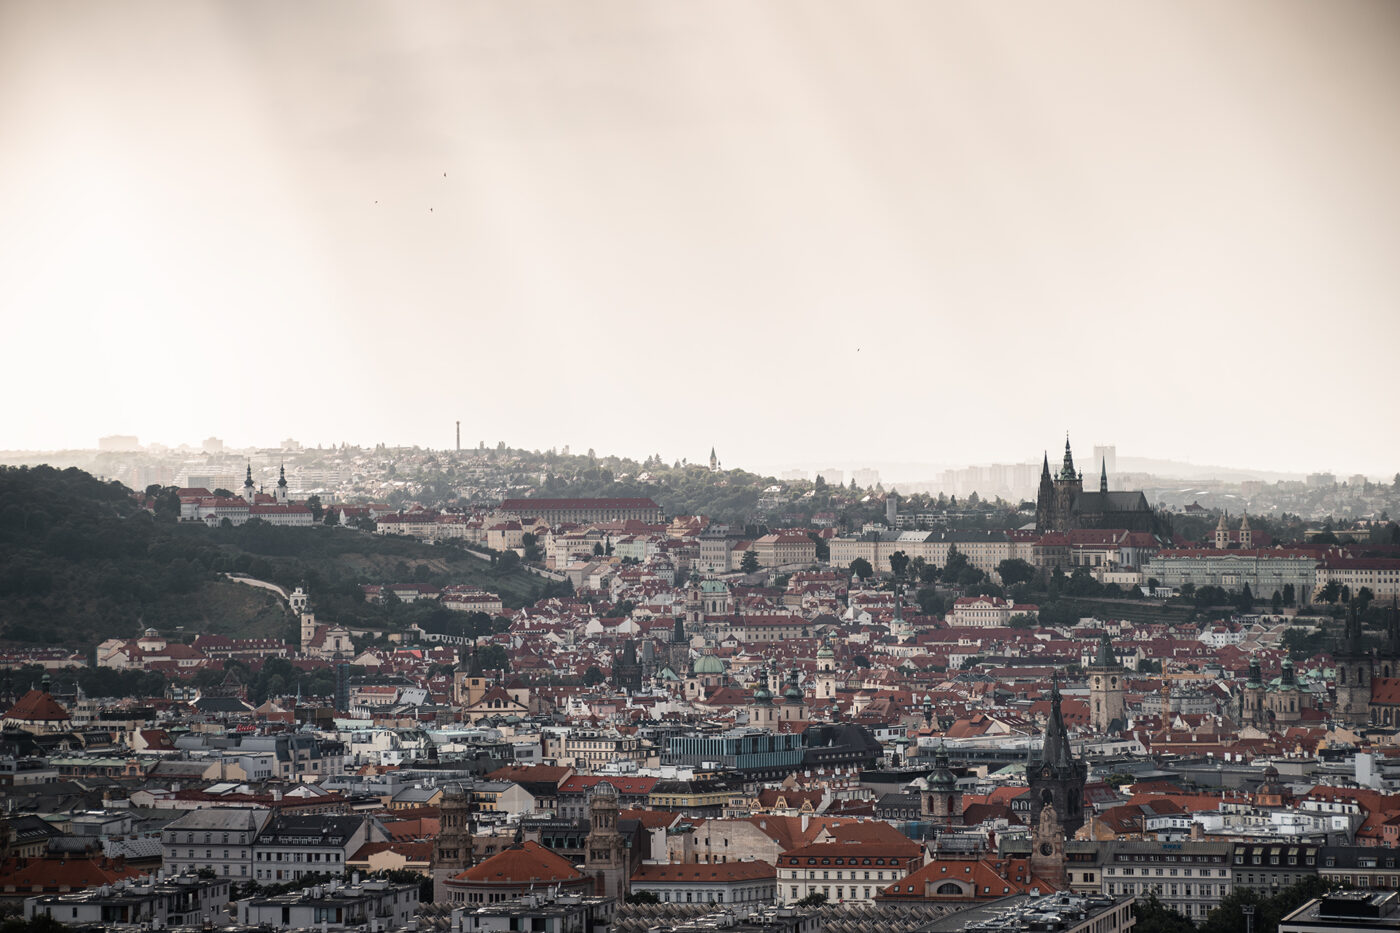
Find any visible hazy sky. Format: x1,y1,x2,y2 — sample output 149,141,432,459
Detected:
3,2,1399,475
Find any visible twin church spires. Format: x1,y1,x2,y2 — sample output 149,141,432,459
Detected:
242,462,290,504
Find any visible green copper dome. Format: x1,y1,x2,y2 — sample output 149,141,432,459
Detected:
694,653,726,675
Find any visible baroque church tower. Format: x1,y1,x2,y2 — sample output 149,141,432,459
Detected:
1242,655,1265,729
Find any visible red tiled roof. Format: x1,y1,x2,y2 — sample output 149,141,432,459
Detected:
4,689,69,723
454,841,583,884
558,776,657,795
880,855,1062,899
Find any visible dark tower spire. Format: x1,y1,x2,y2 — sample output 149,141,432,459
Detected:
1061,434,1076,479
1027,670,1088,836
1100,457,1109,494
277,463,287,488
1039,673,1075,770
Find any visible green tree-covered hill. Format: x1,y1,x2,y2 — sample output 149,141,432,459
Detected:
0,465,557,647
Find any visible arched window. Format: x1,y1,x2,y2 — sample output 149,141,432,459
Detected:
937,882,963,895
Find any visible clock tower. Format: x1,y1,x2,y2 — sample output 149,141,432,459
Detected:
1030,802,1067,888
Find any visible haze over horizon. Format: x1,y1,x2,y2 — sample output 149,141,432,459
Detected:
3,2,1399,474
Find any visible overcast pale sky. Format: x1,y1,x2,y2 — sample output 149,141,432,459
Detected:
2,2,1398,475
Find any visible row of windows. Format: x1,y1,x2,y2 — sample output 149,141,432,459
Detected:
1107,882,1227,899
174,833,248,845
785,870,893,881
1107,867,1230,877
645,888,773,904
1233,854,1314,866
1113,854,1225,864
257,851,342,863
791,885,877,901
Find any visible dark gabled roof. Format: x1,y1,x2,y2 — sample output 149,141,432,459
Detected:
1073,491,1151,513
258,815,365,847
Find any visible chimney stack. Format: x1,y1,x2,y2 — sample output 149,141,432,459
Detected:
456,421,461,452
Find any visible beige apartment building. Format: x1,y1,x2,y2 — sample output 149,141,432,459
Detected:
753,533,818,569
828,531,1012,579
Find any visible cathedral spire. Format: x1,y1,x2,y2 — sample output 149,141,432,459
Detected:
278,463,287,488
1060,435,1077,480
1100,457,1108,494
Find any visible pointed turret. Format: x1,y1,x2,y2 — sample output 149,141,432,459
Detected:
1248,654,1262,687
1099,457,1109,494
243,464,255,500
1037,674,1076,771
1092,634,1116,669
930,745,956,790
277,464,287,488
1060,435,1077,480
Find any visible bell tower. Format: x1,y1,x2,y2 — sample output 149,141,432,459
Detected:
1336,605,1373,727
1087,635,1126,733
748,681,778,730
1027,675,1088,837
1242,655,1265,728
585,783,629,898
920,746,963,827
815,641,837,702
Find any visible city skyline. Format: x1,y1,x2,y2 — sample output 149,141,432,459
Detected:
3,2,1399,474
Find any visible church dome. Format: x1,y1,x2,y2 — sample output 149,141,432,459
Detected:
694,653,726,675
817,645,834,659
784,681,805,703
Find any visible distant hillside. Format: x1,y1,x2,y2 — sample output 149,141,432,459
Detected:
0,465,557,648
